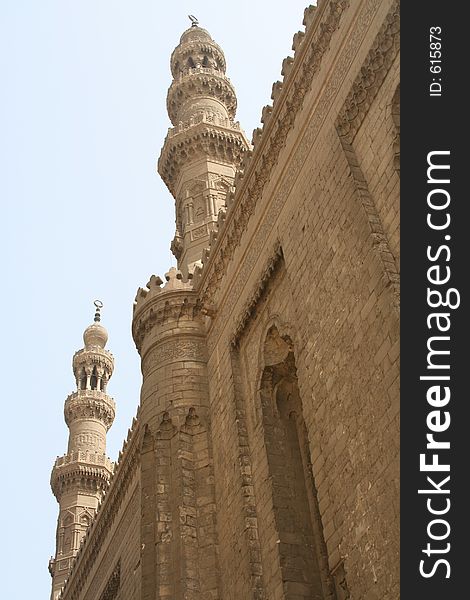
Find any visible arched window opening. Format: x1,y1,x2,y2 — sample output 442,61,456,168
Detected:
187,56,195,69
90,366,98,390
202,55,209,67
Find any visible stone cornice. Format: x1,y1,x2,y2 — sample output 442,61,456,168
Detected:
64,390,115,430
166,112,243,139
58,411,140,600
336,0,400,143
132,289,202,353
53,451,114,471
196,0,349,304
51,457,113,501
158,120,249,197
73,347,114,377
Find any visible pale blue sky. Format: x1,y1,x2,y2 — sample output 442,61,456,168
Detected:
1,1,311,596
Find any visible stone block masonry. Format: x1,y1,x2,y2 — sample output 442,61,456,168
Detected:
51,2,400,599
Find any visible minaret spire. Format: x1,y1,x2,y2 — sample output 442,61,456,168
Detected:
93,299,103,322
49,302,115,600
158,22,250,277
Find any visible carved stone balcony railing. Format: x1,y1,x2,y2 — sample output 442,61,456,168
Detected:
166,67,237,124
51,452,114,500
54,451,114,471
65,389,115,407
167,113,241,138
64,390,115,429
174,65,226,82
72,347,114,375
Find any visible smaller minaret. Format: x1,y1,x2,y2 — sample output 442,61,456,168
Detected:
49,302,115,600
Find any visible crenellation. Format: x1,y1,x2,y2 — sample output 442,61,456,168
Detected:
281,56,295,80
303,4,317,28
292,30,306,52
261,104,273,126
252,127,263,148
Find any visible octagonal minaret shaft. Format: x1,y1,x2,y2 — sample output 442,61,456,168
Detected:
49,302,115,600
158,19,250,277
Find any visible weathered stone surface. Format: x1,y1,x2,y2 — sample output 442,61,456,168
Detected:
51,2,400,599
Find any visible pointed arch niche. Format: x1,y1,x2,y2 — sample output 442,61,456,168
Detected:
255,325,335,600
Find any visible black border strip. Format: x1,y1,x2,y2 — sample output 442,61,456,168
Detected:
401,3,467,596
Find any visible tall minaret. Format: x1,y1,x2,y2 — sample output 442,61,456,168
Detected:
131,21,249,599
49,302,115,600
158,17,250,277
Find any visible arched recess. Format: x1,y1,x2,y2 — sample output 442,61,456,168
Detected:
258,325,335,600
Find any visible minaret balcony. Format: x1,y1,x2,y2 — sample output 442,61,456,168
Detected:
64,390,115,429
51,452,114,500
166,68,237,125
173,65,228,83
72,346,114,376
167,113,241,139
159,121,250,197
53,450,114,471
66,388,115,405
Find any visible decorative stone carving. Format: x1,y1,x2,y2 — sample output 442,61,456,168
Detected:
167,69,237,125
64,391,115,430
182,406,201,429
141,338,207,377
99,560,121,600
191,224,207,240
170,231,184,260
170,28,226,78
158,122,249,198
73,347,114,382
51,459,113,502
336,0,400,143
